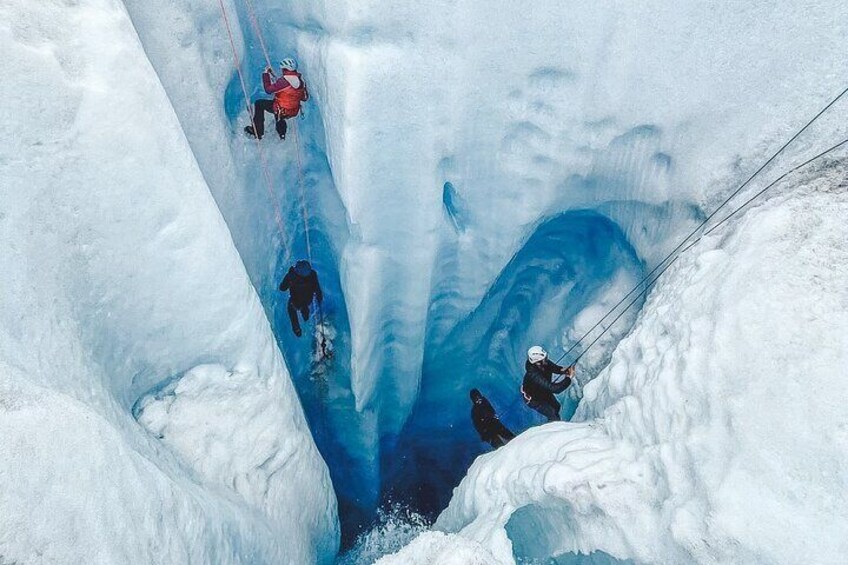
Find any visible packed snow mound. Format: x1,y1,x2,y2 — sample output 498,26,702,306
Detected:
135,363,336,529
0,0,337,562
384,168,848,564
0,374,325,564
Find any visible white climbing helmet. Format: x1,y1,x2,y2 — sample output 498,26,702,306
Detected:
527,345,547,363
280,57,297,71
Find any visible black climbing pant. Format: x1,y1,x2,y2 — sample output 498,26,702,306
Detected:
252,99,288,139
485,420,516,448
527,397,561,422
287,299,310,336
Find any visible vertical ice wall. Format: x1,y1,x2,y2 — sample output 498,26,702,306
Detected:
119,0,289,291
260,0,848,436
244,1,848,538
180,0,848,536
118,0,383,541
0,0,337,562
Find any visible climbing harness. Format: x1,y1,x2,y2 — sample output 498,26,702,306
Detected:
555,85,848,367
230,0,332,359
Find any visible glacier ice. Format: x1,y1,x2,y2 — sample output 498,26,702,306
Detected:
293,0,848,558
275,0,848,472
381,169,848,563
279,0,848,545
4,0,848,561
119,0,381,541
0,0,337,562
118,0,848,549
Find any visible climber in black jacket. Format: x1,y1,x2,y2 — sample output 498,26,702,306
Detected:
521,345,575,422
470,389,515,449
279,260,323,337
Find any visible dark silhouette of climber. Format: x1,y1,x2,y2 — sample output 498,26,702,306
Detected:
279,260,322,337
521,345,575,422
470,389,515,449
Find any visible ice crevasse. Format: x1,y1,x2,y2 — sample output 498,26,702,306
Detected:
219,1,848,536
2,0,848,563
380,173,848,563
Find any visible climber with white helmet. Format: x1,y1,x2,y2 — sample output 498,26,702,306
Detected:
521,345,575,422
245,57,309,141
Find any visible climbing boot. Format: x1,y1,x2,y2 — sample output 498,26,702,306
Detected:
244,125,262,140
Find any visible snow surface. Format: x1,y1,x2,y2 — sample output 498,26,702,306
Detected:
374,532,498,565
381,166,848,563
0,0,337,562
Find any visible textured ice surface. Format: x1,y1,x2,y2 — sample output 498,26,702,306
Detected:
0,0,337,562
382,167,848,564
283,0,848,439
122,0,848,544
260,0,848,524
4,0,848,561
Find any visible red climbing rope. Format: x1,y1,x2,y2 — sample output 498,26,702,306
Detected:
242,0,273,70
217,0,288,256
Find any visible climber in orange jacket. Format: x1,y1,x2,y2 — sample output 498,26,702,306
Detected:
244,57,309,141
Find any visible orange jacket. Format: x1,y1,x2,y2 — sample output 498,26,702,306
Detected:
263,69,308,117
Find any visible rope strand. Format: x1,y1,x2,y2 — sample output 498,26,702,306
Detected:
217,0,288,257
242,0,273,70
292,121,314,260
556,85,848,365
293,120,330,357
570,134,848,365
238,0,329,357
704,137,848,237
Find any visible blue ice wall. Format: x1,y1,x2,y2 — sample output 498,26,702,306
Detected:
507,504,635,564
380,210,644,517
217,2,656,547
262,122,380,548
